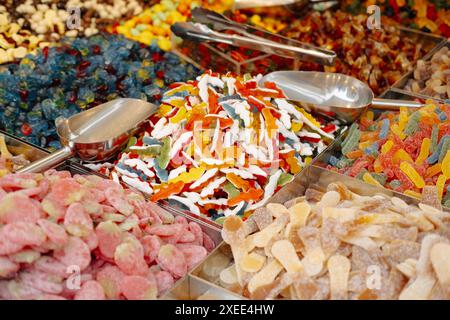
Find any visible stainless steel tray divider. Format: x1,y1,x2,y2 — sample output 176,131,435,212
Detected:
0,129,50,162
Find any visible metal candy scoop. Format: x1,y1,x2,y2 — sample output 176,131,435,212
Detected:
260,71,424,123
18,98,158,173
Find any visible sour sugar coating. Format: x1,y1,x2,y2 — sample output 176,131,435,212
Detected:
0,170,215,300
209,184,450,299
110,71,341,223
327,103,450,207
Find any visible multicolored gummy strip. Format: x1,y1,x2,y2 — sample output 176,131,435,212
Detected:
98,71,342,223
327,103,450,208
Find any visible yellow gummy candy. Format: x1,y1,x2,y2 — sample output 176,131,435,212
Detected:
365,110,374,121
170,107,187,124
373,158,383,173
442,150,450,178
391,124,406,140
169,166,205,184
415,138,431,165
358,140,372,150
398,107,408,132
157,104,172,117
304,157,313,165
291,121,303,132
362,172,382,187
393,149,414,164
436,174,446,201
381,140,394,154
400,162,425,189
297,108,321,128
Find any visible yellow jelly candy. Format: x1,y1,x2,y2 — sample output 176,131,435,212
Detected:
291,121,303,132
169,166,205,184
157,104,172,117
426,163,442,178
393,149,414,164
169,107,187,124
365,110,374,121
442,150,450,178
400,162,425,189
398,107,408,132
391,124,406,140
436,174,446,201
304,157,312,165
415,138,431,165
373,158,383,173
362,172,382,187
381,140,394,154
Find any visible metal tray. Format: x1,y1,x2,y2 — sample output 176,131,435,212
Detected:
390,40,450,102
0,130,49,164
189,164,449,299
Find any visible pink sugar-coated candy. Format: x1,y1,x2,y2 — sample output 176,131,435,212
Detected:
141,235,161,263
114,239,148,276
96,265,125,299
37,219,68,247
156,244,187,279
0,187,6,201
105,188,134,216
41,196,66,220
202,233,215,252
20,270,64,295
47,178,85,206
176,244,208,270
45,170,72,179
6,280,44,299
0,173,37,189
74,280,105,300
82,231,99,251
2,222,46,247
100,204,117,214
96,221,123,259
0,256,19,278
34,256,68,278
0,193,43,224
121,275,157,300
154,270,174,295
145,223,183,237
174,216,188,225
188,222,204,246
64,203,94,237
145,202,174,224
87,175,122,192
177,230,196,243
54,236,91,271
0,232,23,256
17,178,49,199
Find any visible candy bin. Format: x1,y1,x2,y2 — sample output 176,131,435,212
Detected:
280,10,445,96
90,71,344,225
190,165,450,300
0,33,200,149
314,100,450,209
0,157,221,300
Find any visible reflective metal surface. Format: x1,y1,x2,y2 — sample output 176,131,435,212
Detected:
260,71,424,123
0,130,49,162
171,21,336,65
18,98,158,173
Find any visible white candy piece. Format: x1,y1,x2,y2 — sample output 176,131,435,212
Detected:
327,255,351,300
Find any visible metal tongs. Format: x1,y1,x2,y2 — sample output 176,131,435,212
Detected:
171,8,336,66
234,0,339,12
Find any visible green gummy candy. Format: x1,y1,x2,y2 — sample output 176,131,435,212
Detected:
156,137,171,169
438,139,450,163
223,182,240,199
341,127,361,155
404,111,421,136
430,125,438,153
124,137,137,152
336,158,354,169
214,216,227,225
131,145,161,156
372,173,387,185
444,200,450,210
356,168,368,180
277,173,294,187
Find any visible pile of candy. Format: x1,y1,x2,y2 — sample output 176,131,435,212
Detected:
281,10,427,95
341,0,450,37
0,34,199,149
114,0,233,51
0,170,215,300
0,0,147,64
326,103,450,208
0,135,30,177
197,183,450,300
404,46,450,101
100,72,341,223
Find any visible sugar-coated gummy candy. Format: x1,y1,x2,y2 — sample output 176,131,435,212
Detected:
96,221,124,259
64,203,94,238
54,236,91,271
176,244,208,270
114,239,148,276
154,270,175,295
157,244,188,279
37,219,68,248
120,275,157,300
2,222,46,247
96,265,126,300
74,280,106,300
0,193,43,224
0,257,19,278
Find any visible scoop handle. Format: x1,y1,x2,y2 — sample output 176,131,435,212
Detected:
17,146,73,173
371,98,424,110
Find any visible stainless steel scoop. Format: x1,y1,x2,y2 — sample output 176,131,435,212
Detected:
260,71,424,123
18,98,158,173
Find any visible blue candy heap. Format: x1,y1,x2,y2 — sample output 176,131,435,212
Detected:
0,34,199,149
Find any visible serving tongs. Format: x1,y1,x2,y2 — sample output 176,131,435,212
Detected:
234,0,339,10
172,8,336,66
